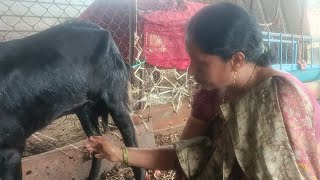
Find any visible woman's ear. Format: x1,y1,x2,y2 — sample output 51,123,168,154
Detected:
231,52,246,71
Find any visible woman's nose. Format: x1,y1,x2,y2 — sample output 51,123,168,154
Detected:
187,65,195,76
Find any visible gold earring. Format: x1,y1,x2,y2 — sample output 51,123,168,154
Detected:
233,71,237,84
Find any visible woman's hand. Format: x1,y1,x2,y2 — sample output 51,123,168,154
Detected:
86,136,180,171
85,136,123,162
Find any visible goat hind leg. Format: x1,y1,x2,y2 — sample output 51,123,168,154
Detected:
110,109,145,180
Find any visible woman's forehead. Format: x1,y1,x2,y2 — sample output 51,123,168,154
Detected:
186,40,202,55
186,38,228,64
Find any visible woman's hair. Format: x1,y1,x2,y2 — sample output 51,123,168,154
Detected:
186,2,276,66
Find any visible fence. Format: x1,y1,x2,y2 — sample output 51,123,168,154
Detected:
0,0,317,112
265,32,320,70
0,0,94,41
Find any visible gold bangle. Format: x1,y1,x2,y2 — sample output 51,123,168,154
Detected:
122,147,129,166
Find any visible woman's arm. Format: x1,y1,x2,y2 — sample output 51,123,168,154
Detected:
182,88,220,139
125,145,178,170
86,136,178,171
180,115,211,140
85,115,210,171
174,115,212,179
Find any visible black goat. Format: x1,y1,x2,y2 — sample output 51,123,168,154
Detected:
0,21,144,180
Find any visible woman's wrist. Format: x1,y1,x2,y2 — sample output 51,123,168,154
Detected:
113,145,124,163
121,147,129,166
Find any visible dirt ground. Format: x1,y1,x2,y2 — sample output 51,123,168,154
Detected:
23,114,182,179
23,115,86,157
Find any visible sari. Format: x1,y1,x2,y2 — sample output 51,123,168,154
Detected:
174,74,320,179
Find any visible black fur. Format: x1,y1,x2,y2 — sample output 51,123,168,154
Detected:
0,21,144,180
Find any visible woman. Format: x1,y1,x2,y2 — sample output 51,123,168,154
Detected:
86,2,320,179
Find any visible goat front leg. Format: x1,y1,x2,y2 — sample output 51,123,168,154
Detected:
0,148,22,180
76,105,102,180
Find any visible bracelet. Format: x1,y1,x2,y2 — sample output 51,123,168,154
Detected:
122,147,129,166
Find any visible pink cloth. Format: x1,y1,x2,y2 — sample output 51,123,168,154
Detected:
140,1,206,70
277,73,320,179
